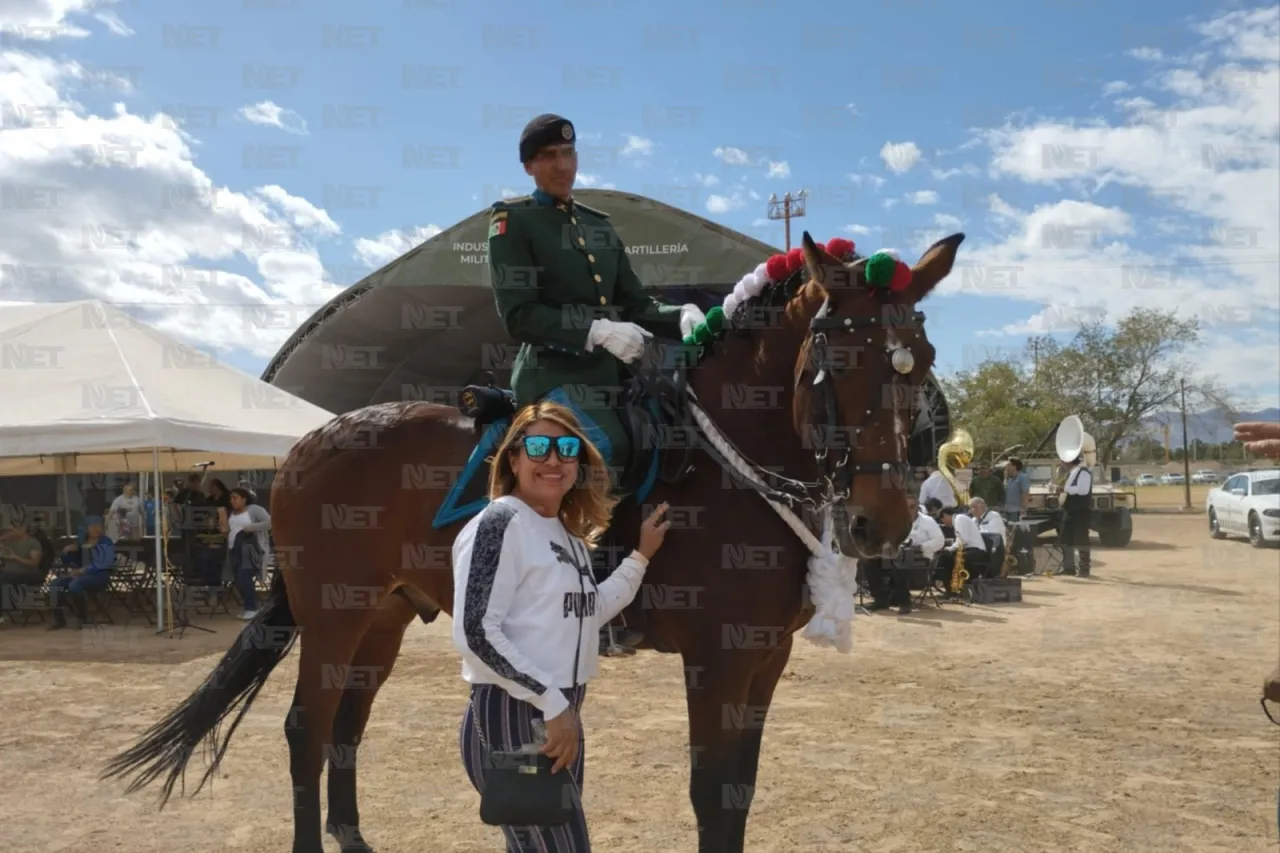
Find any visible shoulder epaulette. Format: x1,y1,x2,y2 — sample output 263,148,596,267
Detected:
573,201,609,219
491,196,533,212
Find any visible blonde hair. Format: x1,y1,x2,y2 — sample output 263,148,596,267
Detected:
487,401,618,548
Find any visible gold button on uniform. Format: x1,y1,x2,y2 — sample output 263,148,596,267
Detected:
593,274,602,282
599,296,606,305
587,254,595,262
578,238,585,245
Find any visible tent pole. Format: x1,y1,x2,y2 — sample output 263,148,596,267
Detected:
59,473,71,536
152,447,164,628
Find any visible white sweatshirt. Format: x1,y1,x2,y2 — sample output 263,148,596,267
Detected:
451,494,648,721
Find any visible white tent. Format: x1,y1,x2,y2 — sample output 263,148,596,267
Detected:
0,300,336,625
0,300,334,473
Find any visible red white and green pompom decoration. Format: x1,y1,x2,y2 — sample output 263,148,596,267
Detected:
864,249,913,293
716,236,859,331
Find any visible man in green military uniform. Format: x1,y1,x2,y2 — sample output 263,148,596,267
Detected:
486,113,706,654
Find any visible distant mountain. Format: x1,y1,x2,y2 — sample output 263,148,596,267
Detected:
1137,408,1280,445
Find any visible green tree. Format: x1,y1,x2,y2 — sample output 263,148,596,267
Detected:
1025,308,1237,467
939,352,1065,464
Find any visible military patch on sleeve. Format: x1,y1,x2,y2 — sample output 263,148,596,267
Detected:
488,215,507,238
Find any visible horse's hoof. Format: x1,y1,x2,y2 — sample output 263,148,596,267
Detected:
326,823,375,853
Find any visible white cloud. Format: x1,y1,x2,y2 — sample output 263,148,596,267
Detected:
907,190,938,205
845,224,872,235
619,134,653,159
1102,80,1132,97
706,192,749,214
353,225,443,268
766,160,790,179
576,173,603,187
1127,47,1165,61
693,173,720,187
0,46,344,359
94,10,132,36
880,141,922,174
0,0,98,40
713,146,752,166
255,185,340,236
931,165,979,181
933,213,964,230
847,172,886,191
237,101,308,136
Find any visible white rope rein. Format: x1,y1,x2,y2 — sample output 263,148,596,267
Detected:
685,398,858,653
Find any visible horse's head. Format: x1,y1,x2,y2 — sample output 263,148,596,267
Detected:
792,230,963,558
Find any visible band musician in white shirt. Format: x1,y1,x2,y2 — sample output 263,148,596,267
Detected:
918,464,956,511
938,505,991,582
864,496,945,614
971,497,1006,541
1056,455,1093,577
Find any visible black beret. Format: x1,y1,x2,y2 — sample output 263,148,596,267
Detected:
519,113,574,163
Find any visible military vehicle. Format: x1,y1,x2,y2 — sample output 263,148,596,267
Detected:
1014,415,1136,548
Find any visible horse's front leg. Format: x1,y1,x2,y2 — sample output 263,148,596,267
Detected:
683,637,791,853
725,637,792,850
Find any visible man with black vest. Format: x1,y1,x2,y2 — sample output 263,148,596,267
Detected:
1058,455,1093,577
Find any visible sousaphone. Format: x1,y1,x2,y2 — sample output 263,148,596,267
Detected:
1055,414,1097,469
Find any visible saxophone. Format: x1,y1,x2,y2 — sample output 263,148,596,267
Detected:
937,428,974,594
950,537,968,593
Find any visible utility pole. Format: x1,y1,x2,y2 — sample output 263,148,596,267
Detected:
767,190,808,251
1180,377,1192,510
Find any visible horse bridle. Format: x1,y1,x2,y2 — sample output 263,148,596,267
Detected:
804,295,925,509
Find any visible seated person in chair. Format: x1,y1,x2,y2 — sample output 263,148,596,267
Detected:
865,495,945,613
486,113,707,655
48,516,115,630
0,512,48,620
937,506,990,584
972,496,1006,540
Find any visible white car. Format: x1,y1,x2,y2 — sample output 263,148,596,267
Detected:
1206,469,1280,547
1161,472,1185,485
1136,474,1159,486
1190,469,1220,484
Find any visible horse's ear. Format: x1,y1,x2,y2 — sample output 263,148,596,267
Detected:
903,233,965,303
800,231,840,288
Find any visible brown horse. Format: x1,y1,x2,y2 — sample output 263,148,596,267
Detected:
102,231,963,853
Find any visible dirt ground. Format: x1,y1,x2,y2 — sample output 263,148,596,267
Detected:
2,514,1277,852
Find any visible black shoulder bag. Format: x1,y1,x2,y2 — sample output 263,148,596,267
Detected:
474,538,588,827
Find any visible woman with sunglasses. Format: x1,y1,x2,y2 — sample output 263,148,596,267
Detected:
452,400,669,851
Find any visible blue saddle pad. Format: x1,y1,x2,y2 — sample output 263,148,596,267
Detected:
430,403,662,531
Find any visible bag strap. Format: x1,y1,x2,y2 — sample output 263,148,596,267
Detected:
470,531,591,756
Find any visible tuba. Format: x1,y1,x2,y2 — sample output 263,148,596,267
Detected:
937,427,974,507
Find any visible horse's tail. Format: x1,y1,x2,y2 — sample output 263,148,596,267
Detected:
100,570,299,806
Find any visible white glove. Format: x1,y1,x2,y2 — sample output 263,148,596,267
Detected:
679,304,706,338
586,319,652,363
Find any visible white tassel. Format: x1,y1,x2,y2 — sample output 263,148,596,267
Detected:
754,262,770,283
743,272,766,298
876,248,901,261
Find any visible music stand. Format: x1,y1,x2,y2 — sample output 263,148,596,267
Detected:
853,561,872,616
153,500,216,639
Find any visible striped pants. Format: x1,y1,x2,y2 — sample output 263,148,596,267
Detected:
460,682,591,852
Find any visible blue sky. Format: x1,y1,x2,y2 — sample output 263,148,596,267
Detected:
2,0,1277,408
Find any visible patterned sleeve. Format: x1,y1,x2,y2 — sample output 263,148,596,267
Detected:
450,504,571,720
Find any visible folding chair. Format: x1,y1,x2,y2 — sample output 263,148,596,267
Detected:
914,552,947,608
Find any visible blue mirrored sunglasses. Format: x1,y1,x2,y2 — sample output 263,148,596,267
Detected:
519,434,581,462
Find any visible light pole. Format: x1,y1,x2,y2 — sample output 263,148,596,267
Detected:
767,189,808,251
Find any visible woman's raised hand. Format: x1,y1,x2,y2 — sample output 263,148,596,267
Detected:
637,502,671,560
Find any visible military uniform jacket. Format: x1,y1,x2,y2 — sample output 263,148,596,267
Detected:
486,191,684,406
